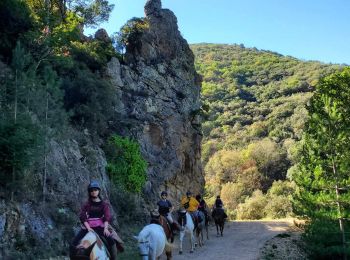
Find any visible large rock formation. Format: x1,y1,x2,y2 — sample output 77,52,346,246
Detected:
107,0,203,203
0,0,203,257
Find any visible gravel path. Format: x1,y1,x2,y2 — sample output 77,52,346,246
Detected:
167,220,292,260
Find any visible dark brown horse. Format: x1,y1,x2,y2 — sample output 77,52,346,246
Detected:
159,215,173,259
212,208,226,237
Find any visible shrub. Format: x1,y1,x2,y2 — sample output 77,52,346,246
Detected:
220,182,246,210
116,17,149,52
106,135,147,193
264,195,292,219
236,190,268,219
263,180,295,218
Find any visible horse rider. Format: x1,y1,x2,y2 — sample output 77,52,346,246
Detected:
214,195,224,209
213,195,228,219
196,194,209,220
157,191,180,235
181,191,201,228
69,180,118,260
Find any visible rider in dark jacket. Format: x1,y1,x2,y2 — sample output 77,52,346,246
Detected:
157,191,180,234
213,195,227,219
215,195,224,208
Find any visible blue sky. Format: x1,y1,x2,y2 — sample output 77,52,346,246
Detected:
85,0,350,64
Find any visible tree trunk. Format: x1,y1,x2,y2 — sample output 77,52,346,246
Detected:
333,159,347,260
11,69,18,201
43,92,49,203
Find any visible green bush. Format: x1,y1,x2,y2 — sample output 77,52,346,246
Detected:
116,17,149,50
236,190,268,219
264,195,292,219
106,135,147,193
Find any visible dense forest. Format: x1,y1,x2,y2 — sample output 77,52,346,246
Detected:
192,44,350,258
191,43,341,218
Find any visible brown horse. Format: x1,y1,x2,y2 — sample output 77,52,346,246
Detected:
212,208,226,237
159,215,173,259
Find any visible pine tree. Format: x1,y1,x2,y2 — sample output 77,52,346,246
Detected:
0,42,41,199
294,68,350,259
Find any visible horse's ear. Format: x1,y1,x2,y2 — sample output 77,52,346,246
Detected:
85,241,96,255
133,235,138,240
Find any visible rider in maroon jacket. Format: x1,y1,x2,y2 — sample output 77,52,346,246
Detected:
70,180,117,260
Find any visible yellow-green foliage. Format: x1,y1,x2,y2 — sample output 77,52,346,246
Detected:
236,190,268,220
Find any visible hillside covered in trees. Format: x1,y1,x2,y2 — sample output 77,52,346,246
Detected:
192,43,341,219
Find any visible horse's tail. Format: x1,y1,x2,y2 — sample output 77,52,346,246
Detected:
165,240,176,250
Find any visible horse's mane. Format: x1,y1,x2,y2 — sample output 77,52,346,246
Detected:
138,224,163,241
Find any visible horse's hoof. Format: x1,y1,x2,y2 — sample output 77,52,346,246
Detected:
179,251,183,255
190,250,194,253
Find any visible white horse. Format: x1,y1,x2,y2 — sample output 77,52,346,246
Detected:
178,211,195,254
74,230,110,260
134,223,168,260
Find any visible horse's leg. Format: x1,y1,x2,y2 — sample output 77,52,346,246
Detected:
179,230,184,254
221,222,224,236
206,223,209,240
166,250,172,260
216,223,219,236
165,238,172,260
196,228,201,247
189,230,194,253
201,228,204,246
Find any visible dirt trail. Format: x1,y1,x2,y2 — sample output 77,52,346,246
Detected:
169,220,293,260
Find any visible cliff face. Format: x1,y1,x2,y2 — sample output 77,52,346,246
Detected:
107,0,203,203
0,0,203,257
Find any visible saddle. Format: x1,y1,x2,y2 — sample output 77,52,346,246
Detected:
178,210,202,229
178,210,187,226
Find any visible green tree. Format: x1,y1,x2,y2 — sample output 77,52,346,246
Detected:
26,0,114,27
294,68,350,259
0,42,41,198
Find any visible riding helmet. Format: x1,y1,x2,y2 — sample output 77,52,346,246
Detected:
161,191,168,196
88,180,101,191
186,191,192,196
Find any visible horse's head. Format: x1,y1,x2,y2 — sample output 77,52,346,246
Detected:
134,235,150,260
134,224,166,260
74,231,109,260
73,242,96,259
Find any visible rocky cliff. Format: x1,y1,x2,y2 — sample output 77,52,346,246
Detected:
0,0,203,257
107,0,203,203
